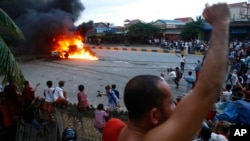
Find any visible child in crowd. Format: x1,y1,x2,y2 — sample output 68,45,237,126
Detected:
94,103,109,133
77,84,90,111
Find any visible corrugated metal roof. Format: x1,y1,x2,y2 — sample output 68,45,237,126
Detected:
164,30,181,34
174,17,193,23
159,19,186,25
228,2,246,8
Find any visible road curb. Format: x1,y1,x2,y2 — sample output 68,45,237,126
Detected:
90,46,203,55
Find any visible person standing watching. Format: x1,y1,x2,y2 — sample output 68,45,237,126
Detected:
180,54,186,72
195,59,202,81
183,71,195,93
98,85,120,112
175,67,182,89
43,80,55,120
112,84,120,99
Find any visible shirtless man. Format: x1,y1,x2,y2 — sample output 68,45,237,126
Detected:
118,3,230,141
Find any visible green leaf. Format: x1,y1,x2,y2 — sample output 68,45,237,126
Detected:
0,8,25,40
0,36,25,86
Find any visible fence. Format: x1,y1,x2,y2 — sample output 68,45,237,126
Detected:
15,99,128,141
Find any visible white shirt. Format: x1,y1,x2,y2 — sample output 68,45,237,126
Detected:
231,73,238,86
221,90,232,102
209,132,228,141
44,86,55,102
160,76,165,81
53,86,65,101
180,56,186,63
168,71,176,78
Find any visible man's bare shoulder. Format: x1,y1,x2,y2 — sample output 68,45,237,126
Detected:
119,126,144,141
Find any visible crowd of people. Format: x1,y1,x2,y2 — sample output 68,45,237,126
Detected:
102,3,249,141
1,3,250,141
0,78,121,140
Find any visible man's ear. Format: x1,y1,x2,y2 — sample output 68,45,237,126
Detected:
149,107,161,125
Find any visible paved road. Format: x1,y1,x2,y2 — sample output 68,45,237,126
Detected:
15,48,203,110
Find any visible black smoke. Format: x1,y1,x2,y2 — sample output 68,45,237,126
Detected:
0,0,85,55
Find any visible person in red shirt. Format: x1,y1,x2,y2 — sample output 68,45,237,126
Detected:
102,118,126,141
22,80,40,101
77,84,90,111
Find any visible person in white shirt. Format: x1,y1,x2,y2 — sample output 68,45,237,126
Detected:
54,80,68,107
180,54,186,72
43,80,55,120
168,68,176,80
160,73,165,81
221,84,232,102
230,70,238,87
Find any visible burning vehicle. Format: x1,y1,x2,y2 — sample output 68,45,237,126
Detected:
1,0,98,60
51,34,99,60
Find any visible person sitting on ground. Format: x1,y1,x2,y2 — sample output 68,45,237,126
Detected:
53,80,68,108
22,80,40,101
118,3,230,141
77,84,90,111
94,103,109,133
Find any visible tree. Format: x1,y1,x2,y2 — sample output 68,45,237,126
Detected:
0,8,25,86
180,16,204,41
127,22,161,44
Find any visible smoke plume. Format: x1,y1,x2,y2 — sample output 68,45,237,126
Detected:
0,0,85,55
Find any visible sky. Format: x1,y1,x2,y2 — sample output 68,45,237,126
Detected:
75,0,248,26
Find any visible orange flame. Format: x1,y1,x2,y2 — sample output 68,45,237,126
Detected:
52,34,99,60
